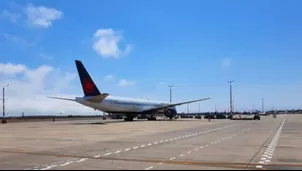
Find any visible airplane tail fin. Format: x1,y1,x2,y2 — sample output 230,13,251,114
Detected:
75,60,101,97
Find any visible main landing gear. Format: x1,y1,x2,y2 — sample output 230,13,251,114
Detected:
147,116,157,121
124,114,134,121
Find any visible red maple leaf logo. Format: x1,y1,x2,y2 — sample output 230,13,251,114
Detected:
83,79,94,93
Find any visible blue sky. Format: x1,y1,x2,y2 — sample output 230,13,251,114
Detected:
1,0,302,115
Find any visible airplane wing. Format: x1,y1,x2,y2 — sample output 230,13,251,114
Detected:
48,96,76,101
142,97,211,113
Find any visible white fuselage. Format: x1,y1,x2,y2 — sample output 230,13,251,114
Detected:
75,95,175,114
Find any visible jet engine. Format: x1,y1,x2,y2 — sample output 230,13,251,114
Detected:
164,108,177,119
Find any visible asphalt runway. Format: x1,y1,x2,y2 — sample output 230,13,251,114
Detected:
0,115,301,170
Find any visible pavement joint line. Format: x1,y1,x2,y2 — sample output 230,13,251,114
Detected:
25,124,237,170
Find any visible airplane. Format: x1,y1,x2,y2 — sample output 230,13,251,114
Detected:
49,60,211,121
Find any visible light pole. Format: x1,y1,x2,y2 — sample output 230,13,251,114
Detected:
262,98,264,113
2,84,9,124
168,85,174,103
228,80,234,115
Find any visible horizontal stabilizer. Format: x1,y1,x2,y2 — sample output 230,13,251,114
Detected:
86,93,109,103
48,96,75,101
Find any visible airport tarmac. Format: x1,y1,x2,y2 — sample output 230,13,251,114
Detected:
0,115,301,170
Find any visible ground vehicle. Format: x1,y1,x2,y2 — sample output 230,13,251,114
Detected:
253,114,261,120
227,115,233,119
216,114,226,119
204,115,215,119
195,115,202,119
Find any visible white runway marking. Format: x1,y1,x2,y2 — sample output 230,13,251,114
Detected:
145,166,154,170
143,128,250,170
60,161,73,166
256,119,285,169
28,125,237,170
40,165,57,170
104,152,112,156
115,150,122,153
76,158,87,163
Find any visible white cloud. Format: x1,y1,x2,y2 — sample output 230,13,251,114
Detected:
25,4,63,28
0,63,26,76
93,28,133,58
104,74,114,81
0,62,98,116
116,79,136,87
0,9,21,23
221,58,232,68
